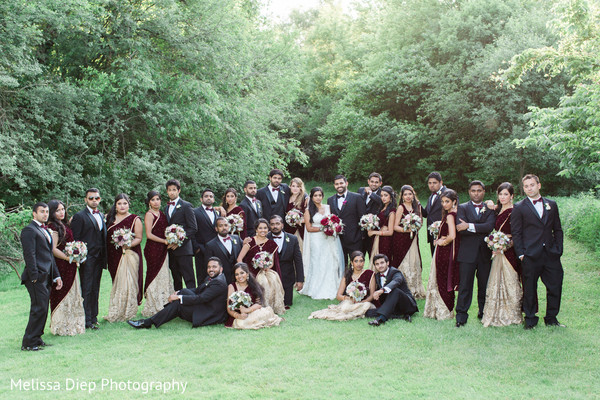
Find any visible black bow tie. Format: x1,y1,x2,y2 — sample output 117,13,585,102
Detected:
336,194,345,199
272,235,282,239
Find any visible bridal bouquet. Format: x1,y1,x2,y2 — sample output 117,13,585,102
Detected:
346,281,367,302
228,290,252,311
111,228,134,253
359,213,380,231
285,208,304,227
484,230,512,256
401,213,423,239
428,221,442,238
64,241,87,265
165,224,187,247
253,251,274,270
226,214,244,234
320,215,344,237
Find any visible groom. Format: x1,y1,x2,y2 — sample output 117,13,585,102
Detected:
511,174,564,329
327,175,366,266
268,215,304,307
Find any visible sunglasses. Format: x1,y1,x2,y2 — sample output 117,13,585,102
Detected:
88,196,101,200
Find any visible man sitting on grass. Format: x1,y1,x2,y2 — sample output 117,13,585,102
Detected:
128,257,227,329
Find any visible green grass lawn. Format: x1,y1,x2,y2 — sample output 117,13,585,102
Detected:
1,227,599,399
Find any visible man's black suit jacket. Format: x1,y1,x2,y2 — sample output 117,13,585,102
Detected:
374,267,416,308
164,199,197,256
327,191,366,248
239,197,263,237
256,183,289,222
422,186,446,243
511,197,563,260
20,222,60,284
203,235,242,284
456,201,496,263
357,187,383,215
192,206,219,255
179,273,228,327
268,232,304,283
71,207,107,261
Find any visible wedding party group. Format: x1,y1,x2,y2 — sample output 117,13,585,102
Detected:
18,169,564,351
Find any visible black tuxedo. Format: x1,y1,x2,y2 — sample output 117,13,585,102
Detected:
20,221,61,347
370,267,417,320
193,206,219,286
268,232,304,306
164,199,197,290
256,184,289,222
150,273,228,328
455,201,496,324
422,186,446,255
357,187,383,255
239,196,263,238
327,191,366,265
511,197,563,327
203,235,242,284
71,207,107,326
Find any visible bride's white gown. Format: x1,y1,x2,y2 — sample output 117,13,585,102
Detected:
299,205,345,300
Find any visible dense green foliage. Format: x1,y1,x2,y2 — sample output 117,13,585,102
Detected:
555,194,600,256
0,204,30,274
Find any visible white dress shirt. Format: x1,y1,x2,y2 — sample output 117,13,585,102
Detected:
529,196,544,218
87,206,103,230
379,268,391,293
205,206,215,224
168,197,180,218
219,235,233,254
271,233,284,253
34,220,51,243
268,184,280,203
246,195,258,214
467,202,483,233
337,190,348,210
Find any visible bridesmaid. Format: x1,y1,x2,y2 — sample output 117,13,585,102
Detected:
481,182,523,327
47,200,85,336
221,188,247,238
309,251,377,321
237,218,285,314
392,185,426,299
424,189,460,320
225,263,282,329
105,193,144,322
142,191,174,317
284,177,308,248
367,186,396,265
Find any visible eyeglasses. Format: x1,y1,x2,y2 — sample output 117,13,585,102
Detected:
88,196,101,200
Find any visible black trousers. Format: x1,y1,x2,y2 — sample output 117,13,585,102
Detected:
279,264,297,306
455,251,491,324
427,232,435,256
79,255,103,326
22,280,50,347
341,240,362,268
149,293,194,328
372,288,417,320
170,253,196,291
522,251,563,326
362,236,374,258
194,253,207,288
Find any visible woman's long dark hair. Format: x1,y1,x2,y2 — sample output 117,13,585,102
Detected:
379,186,397,217
221,188,238,210
233,263,264,306
400,185,421,216
48,199,68,246
145,190,160,208
344,251,365,285
440,189,458,219
495,182,514,214
106,193,131,227
308,187,324,219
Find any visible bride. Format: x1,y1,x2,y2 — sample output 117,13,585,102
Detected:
299,187,345,300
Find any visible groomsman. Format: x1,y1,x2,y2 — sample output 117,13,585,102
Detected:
268,215,304,307
193,189,219,286
20,203,63,350
357,172,383,255
455,180,496,327
327,175,366,266
256,169,289,222
164,179,197,291
128,258,228,329
203,217,242,284
71,188,106,329
422,172,446,255
511,174,564,329
367,254,417,326
239,180,263,238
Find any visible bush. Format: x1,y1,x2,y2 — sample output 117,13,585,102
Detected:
0,204,31,276
554,193,600,256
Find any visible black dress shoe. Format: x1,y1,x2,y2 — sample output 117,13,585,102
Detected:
39,341,52,347
86,325,99,330
546,321,566,328
128,319,152,329
477,312,483,320
402,315,412,323
21,346,43,351
455,321,466,328
524,324,536,330
368,318,383,326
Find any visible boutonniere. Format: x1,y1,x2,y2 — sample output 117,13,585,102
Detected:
176,204,181,209
233,239,237,245
285,236,290,243
480,207,486,214
545,203,551,211
342,200,347,205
